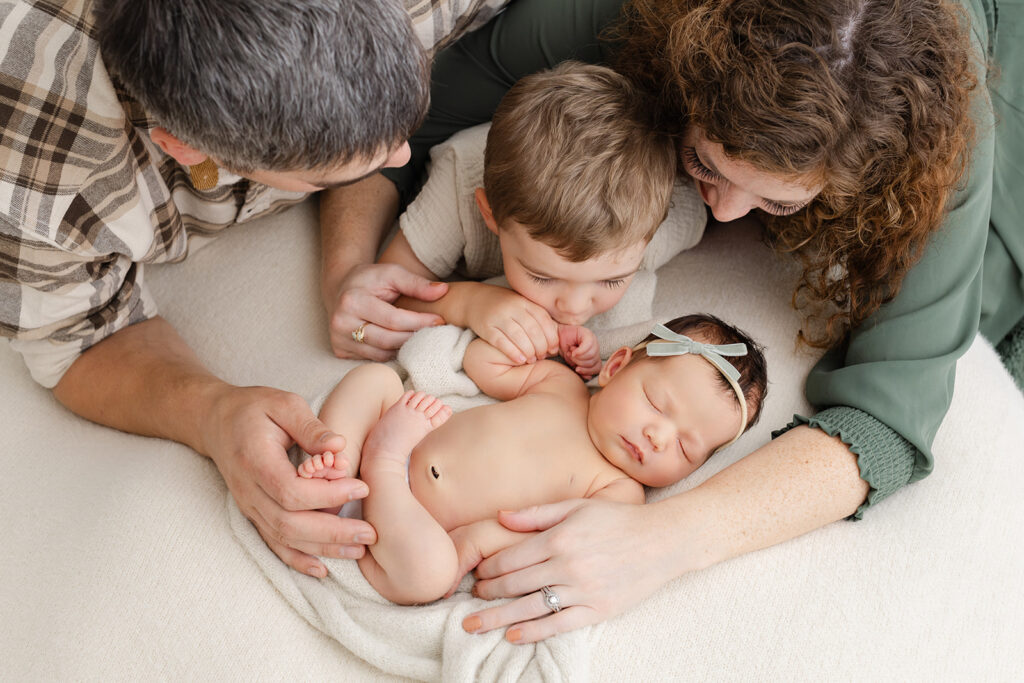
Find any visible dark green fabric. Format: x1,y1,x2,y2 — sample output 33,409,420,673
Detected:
996,316,1024,389
383,0,625,207
388,0,1024,515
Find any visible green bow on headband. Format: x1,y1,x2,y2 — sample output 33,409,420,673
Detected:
644,324,748,381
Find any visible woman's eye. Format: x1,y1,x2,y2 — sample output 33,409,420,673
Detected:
761,199,807,216
602,278,626,289
681,147,719,182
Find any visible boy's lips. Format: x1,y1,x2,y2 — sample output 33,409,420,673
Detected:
621,436,645,464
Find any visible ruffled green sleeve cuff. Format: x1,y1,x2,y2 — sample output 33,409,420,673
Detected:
772,407,919,519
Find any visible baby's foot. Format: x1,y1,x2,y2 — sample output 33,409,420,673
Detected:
362,391,452,475
297,450,349,480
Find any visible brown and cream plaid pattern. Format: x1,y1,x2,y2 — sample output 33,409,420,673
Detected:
0,0,507,387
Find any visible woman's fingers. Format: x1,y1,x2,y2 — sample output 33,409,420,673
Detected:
472,559,552,600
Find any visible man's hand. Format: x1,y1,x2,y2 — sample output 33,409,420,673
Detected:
326,263,448,361
461,284,559,365
557,324,602,379
202,384,378,577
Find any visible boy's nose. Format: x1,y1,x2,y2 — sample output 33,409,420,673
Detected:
557,288,590,315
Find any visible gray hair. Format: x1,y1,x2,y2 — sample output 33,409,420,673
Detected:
94,0,430,172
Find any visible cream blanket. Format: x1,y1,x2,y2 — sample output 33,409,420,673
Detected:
3,199,1022,680
227,271,663,681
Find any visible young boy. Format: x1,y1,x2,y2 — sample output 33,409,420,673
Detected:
298,314,767,605
378,61,707,375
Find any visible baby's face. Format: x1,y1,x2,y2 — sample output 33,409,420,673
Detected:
587,349,742,488
496,221,646,326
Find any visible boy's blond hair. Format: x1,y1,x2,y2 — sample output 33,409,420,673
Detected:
483,61,676,261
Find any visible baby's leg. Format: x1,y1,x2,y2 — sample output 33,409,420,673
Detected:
297,363,405,483
357,391,458,605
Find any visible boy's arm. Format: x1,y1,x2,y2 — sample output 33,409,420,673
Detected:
378,230,441,281
463,337,582,401
401,283,559,365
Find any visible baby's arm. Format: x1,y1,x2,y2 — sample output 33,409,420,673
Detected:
463,336,584,402
589,477,646,505
558,324,602,379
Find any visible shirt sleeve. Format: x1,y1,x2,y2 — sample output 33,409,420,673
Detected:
399,127,482,279
0,213,159,388
642,181,708,271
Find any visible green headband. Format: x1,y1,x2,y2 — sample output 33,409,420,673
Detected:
633,324,749,448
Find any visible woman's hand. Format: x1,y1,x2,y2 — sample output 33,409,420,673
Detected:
462,499,686,644
201,384,379,577
325,262,448,361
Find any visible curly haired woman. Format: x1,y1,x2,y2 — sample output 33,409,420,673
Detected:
321,0,1022,642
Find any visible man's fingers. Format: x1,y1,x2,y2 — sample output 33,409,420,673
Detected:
259,506,377,548
355,293,445,333
389,269,449,302
256,524,327,578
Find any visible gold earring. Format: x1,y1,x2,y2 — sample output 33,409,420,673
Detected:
188,158,219,191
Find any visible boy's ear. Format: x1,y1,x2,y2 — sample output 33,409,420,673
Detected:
474,187,500,235
598,346,634,387
150,126,209,167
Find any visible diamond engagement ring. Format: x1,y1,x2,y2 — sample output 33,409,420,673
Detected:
540,585,562,613
351,322,368,344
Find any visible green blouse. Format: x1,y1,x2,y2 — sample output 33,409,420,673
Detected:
384,0,1023,517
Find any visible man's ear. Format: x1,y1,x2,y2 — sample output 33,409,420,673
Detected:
598,346,634,387
150,127,209,166
474,187,500,236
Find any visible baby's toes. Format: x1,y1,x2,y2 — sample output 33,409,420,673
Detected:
429,404,453,428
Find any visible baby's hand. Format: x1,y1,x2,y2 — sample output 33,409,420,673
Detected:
558,324,602,379
465,286,559,365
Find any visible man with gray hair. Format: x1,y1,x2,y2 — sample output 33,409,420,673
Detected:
0,0,503,577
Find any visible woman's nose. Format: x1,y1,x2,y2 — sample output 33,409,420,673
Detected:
706,183,756,223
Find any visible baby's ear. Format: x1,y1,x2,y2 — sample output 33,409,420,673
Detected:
474,188,500,235
598,347,633,386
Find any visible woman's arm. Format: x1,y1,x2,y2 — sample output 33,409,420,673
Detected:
462,425,867,643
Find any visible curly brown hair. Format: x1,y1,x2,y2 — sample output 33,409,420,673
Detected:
611,0,979,346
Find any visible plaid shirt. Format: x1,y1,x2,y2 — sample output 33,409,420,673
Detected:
0,0,509,387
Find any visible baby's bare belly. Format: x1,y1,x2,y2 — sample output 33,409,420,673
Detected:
407,400,602,531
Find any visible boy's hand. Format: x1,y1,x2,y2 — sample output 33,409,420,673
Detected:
558,325,602,379
464,286,559,365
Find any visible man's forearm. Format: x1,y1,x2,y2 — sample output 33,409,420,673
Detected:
52,316,227,456
319,174,400,306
